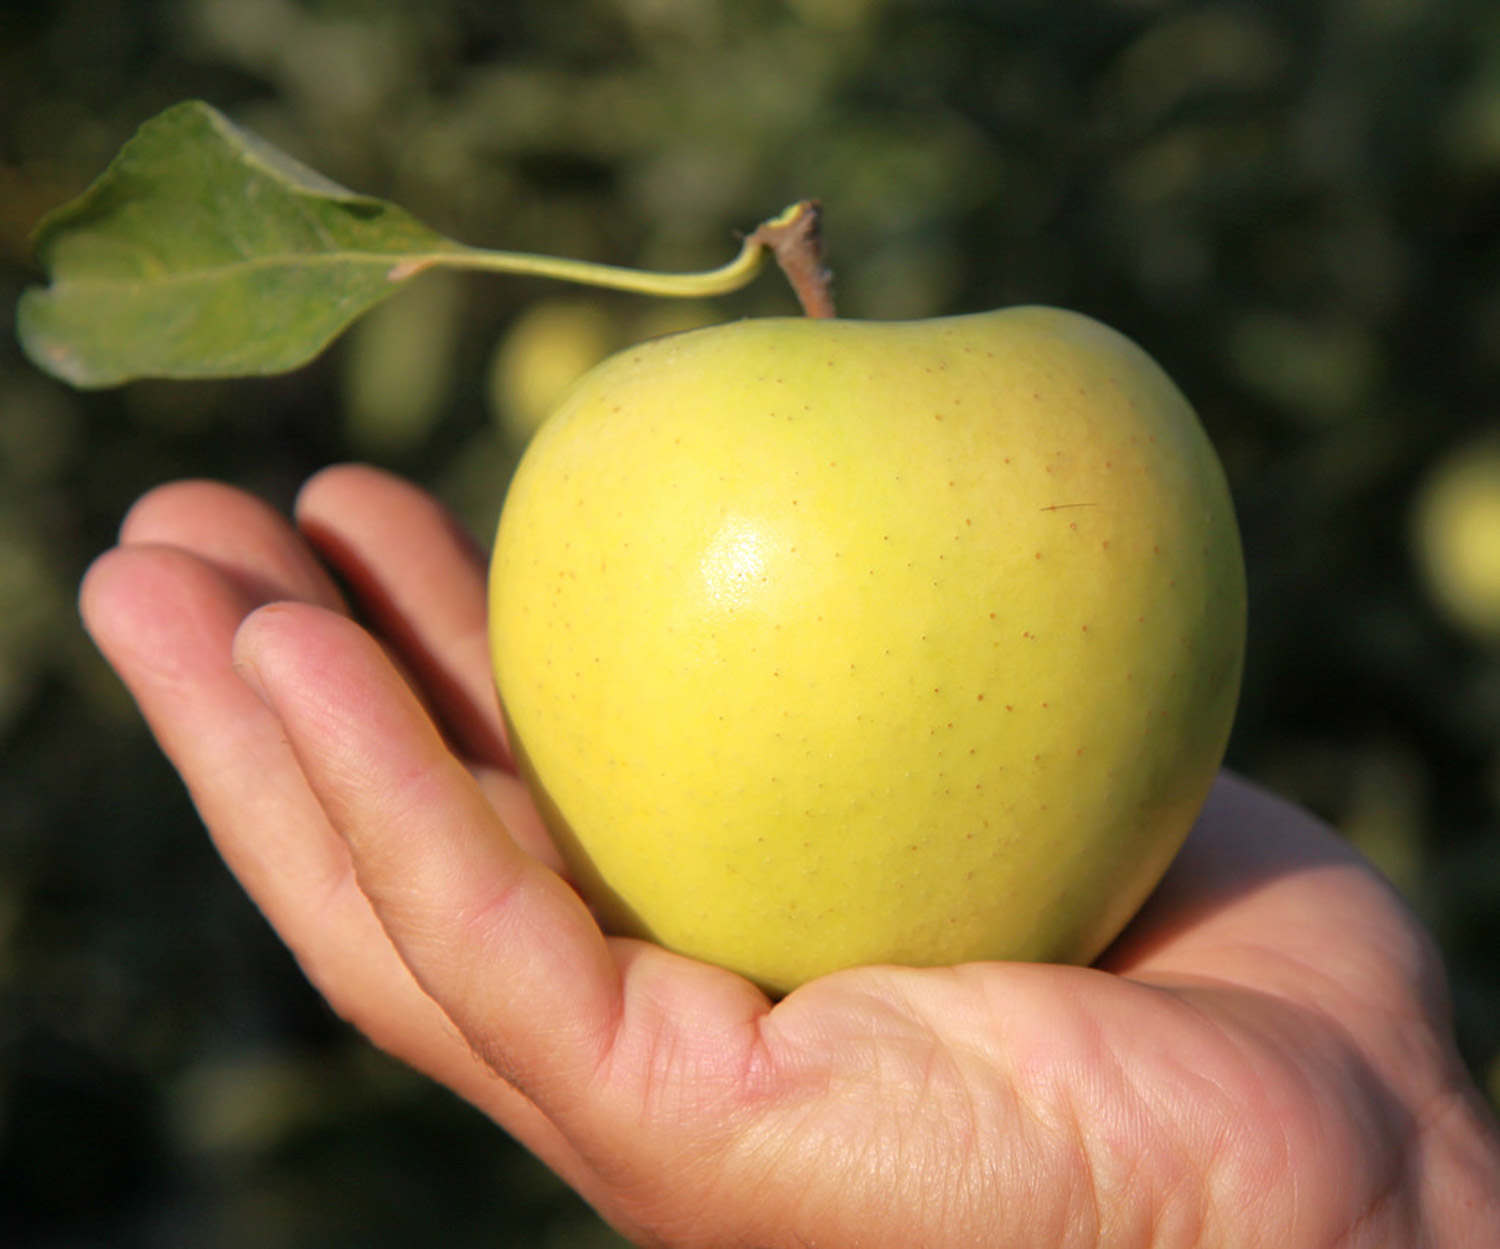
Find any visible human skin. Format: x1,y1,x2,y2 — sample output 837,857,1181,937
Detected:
79,464,1500,1248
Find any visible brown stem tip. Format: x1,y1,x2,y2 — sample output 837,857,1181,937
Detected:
748,200,836,319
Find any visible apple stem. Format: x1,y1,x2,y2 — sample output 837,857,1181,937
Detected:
432,201,833,314
746,200,837,318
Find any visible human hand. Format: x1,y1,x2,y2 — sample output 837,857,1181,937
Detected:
81,465,1500,1248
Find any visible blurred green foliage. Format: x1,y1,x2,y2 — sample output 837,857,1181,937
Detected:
2,0,1498,1244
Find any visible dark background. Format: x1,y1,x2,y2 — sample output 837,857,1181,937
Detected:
2,1,1498,1245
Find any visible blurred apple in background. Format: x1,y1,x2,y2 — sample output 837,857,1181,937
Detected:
1412,434,1500,645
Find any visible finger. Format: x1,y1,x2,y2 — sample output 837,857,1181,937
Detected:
101,481,364,920
123,474,557,870
294,464,508,767
292,467,563,870
79,535,584,1179
80,546,350,910
231,600,629,1122
119,478,346,609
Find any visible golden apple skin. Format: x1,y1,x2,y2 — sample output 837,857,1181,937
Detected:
489,307,1246,994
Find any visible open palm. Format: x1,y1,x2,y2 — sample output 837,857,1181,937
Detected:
81,465,1500,1248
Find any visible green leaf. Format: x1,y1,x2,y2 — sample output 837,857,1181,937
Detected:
13,100,807,390
15,100,470,388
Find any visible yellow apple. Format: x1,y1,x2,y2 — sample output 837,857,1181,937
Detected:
489,307,1246,993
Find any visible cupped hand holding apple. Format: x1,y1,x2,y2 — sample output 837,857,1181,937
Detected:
80,466,1500,1247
